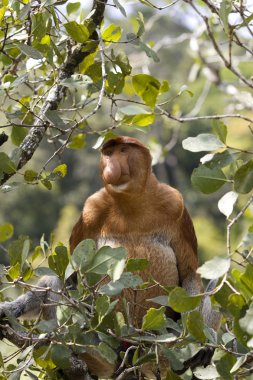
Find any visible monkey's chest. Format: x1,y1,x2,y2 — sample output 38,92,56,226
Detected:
97,234,179,325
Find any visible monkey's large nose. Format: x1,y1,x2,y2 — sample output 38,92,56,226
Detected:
103,160,121,185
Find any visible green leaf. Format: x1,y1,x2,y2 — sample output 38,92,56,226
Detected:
216,352,236,380
187,311,206,343
45,110,67,128
21,239,30,269
24,170,38,183
137,12,145,37
67,134,86,149
106,71,124,95
166,370,183,380
0,223,13,242
37,319,58,333
40,178,52,190
213,120,227,144
87,246,127,276
234,160,253,194
228,294,246,318
160,80,170,93
51,344,71,369
142,306,167,331
201,150,239,169
218,191,238,218
17,43,43,60
48,245,69,278
34,346,56,370
66,2,80,15
0,7,6,23
11,126,28,146
64,21,89,43
168,287,201,312
230,355,248,374
0,152,16,175
96,295,118,323
112,0,127,17
102,24,121,43
69,239,96,276
193,365,219,379
191,165,227,194
197,256,230,279
132,74,160,109
118,105,149,116
114,52,131,76
35,267,56,277
52,164,67,178
219,0,232,34
99,272,142,296
214,283,233,309
240,264,253,295
8,262,21,280
99,280,124,296
122,113,155,127
118,272,143,287
126,258,149,271
140,41,160,63
182,133,225,152
60,74,92,88
147,296,169,306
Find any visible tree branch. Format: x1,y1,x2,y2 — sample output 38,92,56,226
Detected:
0,0,108,186
0,322,92,380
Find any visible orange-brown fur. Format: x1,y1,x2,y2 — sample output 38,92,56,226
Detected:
70,136,202,326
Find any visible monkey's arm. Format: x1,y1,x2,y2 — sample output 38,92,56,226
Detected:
171,206,221,330
0,276,62,320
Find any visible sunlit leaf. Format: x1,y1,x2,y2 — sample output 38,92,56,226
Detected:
66,2,80,15
182,133,225,152
67,134,86,149
169,287,201,312
64,21,89,43
193,365,219,379
0,223,13,242
197,256,230,279
132,74,161,108
218,191,238,218
52,164,67,178
126,258,149,271
213,120,227,144
142,306,167,331
24,170,38,183
102,24,121,43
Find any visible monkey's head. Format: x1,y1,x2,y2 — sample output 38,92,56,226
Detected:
100,136,152,194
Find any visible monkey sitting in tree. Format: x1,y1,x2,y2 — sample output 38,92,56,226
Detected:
0,136,220,378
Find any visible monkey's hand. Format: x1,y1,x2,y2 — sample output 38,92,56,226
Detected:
0,276,62,321
0,290,46,319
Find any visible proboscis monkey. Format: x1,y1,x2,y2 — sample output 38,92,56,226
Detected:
0,136,220,379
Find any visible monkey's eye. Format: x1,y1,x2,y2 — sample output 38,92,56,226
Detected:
120,146,128,153
104,149,113,156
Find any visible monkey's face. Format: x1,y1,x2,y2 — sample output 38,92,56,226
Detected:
100,141,152,194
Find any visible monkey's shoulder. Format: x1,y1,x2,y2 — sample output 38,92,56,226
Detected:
81,188,112,224
154,182,184,219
